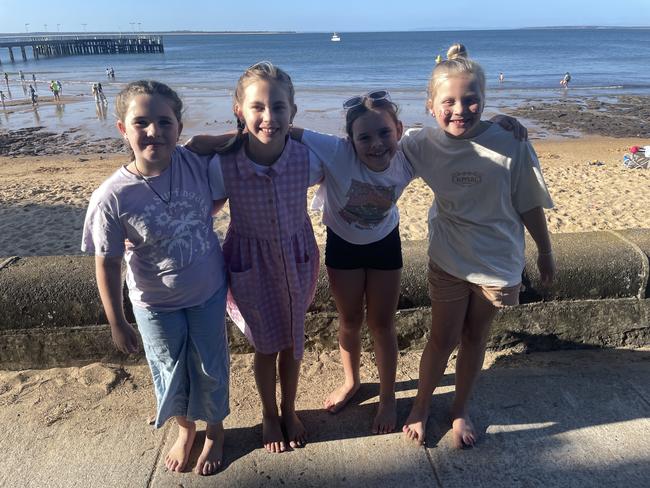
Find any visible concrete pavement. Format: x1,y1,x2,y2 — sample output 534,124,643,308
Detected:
1,348,649,487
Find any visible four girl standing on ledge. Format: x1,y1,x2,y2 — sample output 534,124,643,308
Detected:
83,43,555,476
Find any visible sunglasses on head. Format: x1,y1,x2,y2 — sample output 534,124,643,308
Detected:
342,90,391,110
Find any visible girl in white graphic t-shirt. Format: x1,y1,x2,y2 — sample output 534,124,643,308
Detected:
400,44,556,448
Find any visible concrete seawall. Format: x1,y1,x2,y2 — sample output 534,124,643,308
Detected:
1,229,649,369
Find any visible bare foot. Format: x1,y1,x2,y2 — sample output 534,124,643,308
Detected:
324,382,360,413
194,422,224,476
372,396,396,434
402,403,428,445
282,410,307,448
165,421,196,472
451,414,477,449
262,415,286,453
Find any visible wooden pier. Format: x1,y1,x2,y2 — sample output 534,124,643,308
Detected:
0,35,164,64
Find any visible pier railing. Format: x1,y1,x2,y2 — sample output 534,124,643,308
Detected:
0,35,164,63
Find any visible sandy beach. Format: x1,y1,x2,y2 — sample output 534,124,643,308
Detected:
1,129,649,257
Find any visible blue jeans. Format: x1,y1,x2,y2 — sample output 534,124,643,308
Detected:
133,284,229,428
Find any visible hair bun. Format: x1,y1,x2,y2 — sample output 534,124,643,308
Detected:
446,43,468,60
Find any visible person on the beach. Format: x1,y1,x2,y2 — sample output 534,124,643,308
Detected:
19,70,25,83
400,44,555,448
3,72,8,85
97,82,107,104
190,61,321,453
32,73,37,85
50,80,61,102
498,72,504,83
560,72,571,88
28,84,38,106
292,91,413,434
81,80,230,476
0,90,6,109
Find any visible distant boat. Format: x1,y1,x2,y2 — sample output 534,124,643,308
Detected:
331,32,341,42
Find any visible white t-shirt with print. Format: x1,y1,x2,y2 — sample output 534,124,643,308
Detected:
400,123,553,287
301,129,415,245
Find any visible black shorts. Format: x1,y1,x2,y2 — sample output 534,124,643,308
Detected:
325,225,403,270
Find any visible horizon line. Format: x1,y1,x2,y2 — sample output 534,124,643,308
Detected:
1,25,650,36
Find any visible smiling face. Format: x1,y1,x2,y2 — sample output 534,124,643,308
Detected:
117,94,182,170
428,74,484,139
235,79,296,162
350,109,403,172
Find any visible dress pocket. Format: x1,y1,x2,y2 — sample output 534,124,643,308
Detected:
228,266,256,300
227,267,262,335
296,257,318,305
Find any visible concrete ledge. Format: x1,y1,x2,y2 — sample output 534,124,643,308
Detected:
3,298,649,369
1,229,650,369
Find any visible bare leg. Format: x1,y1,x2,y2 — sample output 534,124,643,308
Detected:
254,351,285,453
194,421,224,475
451,293,497,448
324,267,366,413
165,416,196,472
403,297,469,445
278,347,307,448
365,268,401,434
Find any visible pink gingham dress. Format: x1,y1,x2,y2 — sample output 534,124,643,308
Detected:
221,138,319,359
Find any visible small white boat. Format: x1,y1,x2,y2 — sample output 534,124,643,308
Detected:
331,32,341,42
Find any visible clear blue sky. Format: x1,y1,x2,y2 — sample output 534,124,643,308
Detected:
1,0,649,33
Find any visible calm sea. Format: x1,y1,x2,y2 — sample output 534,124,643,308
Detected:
2,29,650,136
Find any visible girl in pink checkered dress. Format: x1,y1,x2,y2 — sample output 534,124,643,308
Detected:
201,62,322,453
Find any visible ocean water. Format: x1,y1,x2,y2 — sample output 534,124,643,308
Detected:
1,29,650,136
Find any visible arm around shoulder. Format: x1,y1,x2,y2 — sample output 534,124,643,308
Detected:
185,133,237,155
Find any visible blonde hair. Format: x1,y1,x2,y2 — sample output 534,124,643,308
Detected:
426,43,486,110
219,61,295,153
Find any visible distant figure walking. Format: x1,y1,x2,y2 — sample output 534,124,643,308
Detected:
29,84,38,106
498,72,505,83
56,80,63,94
109,67,115,79
0,90,6,109
560,72,571,88
32,73,37,85
3,72,8,85
19,70,25,83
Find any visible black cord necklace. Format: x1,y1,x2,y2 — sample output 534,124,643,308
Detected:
133,160,173,207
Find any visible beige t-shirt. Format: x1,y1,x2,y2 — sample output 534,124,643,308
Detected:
400,123,553,287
